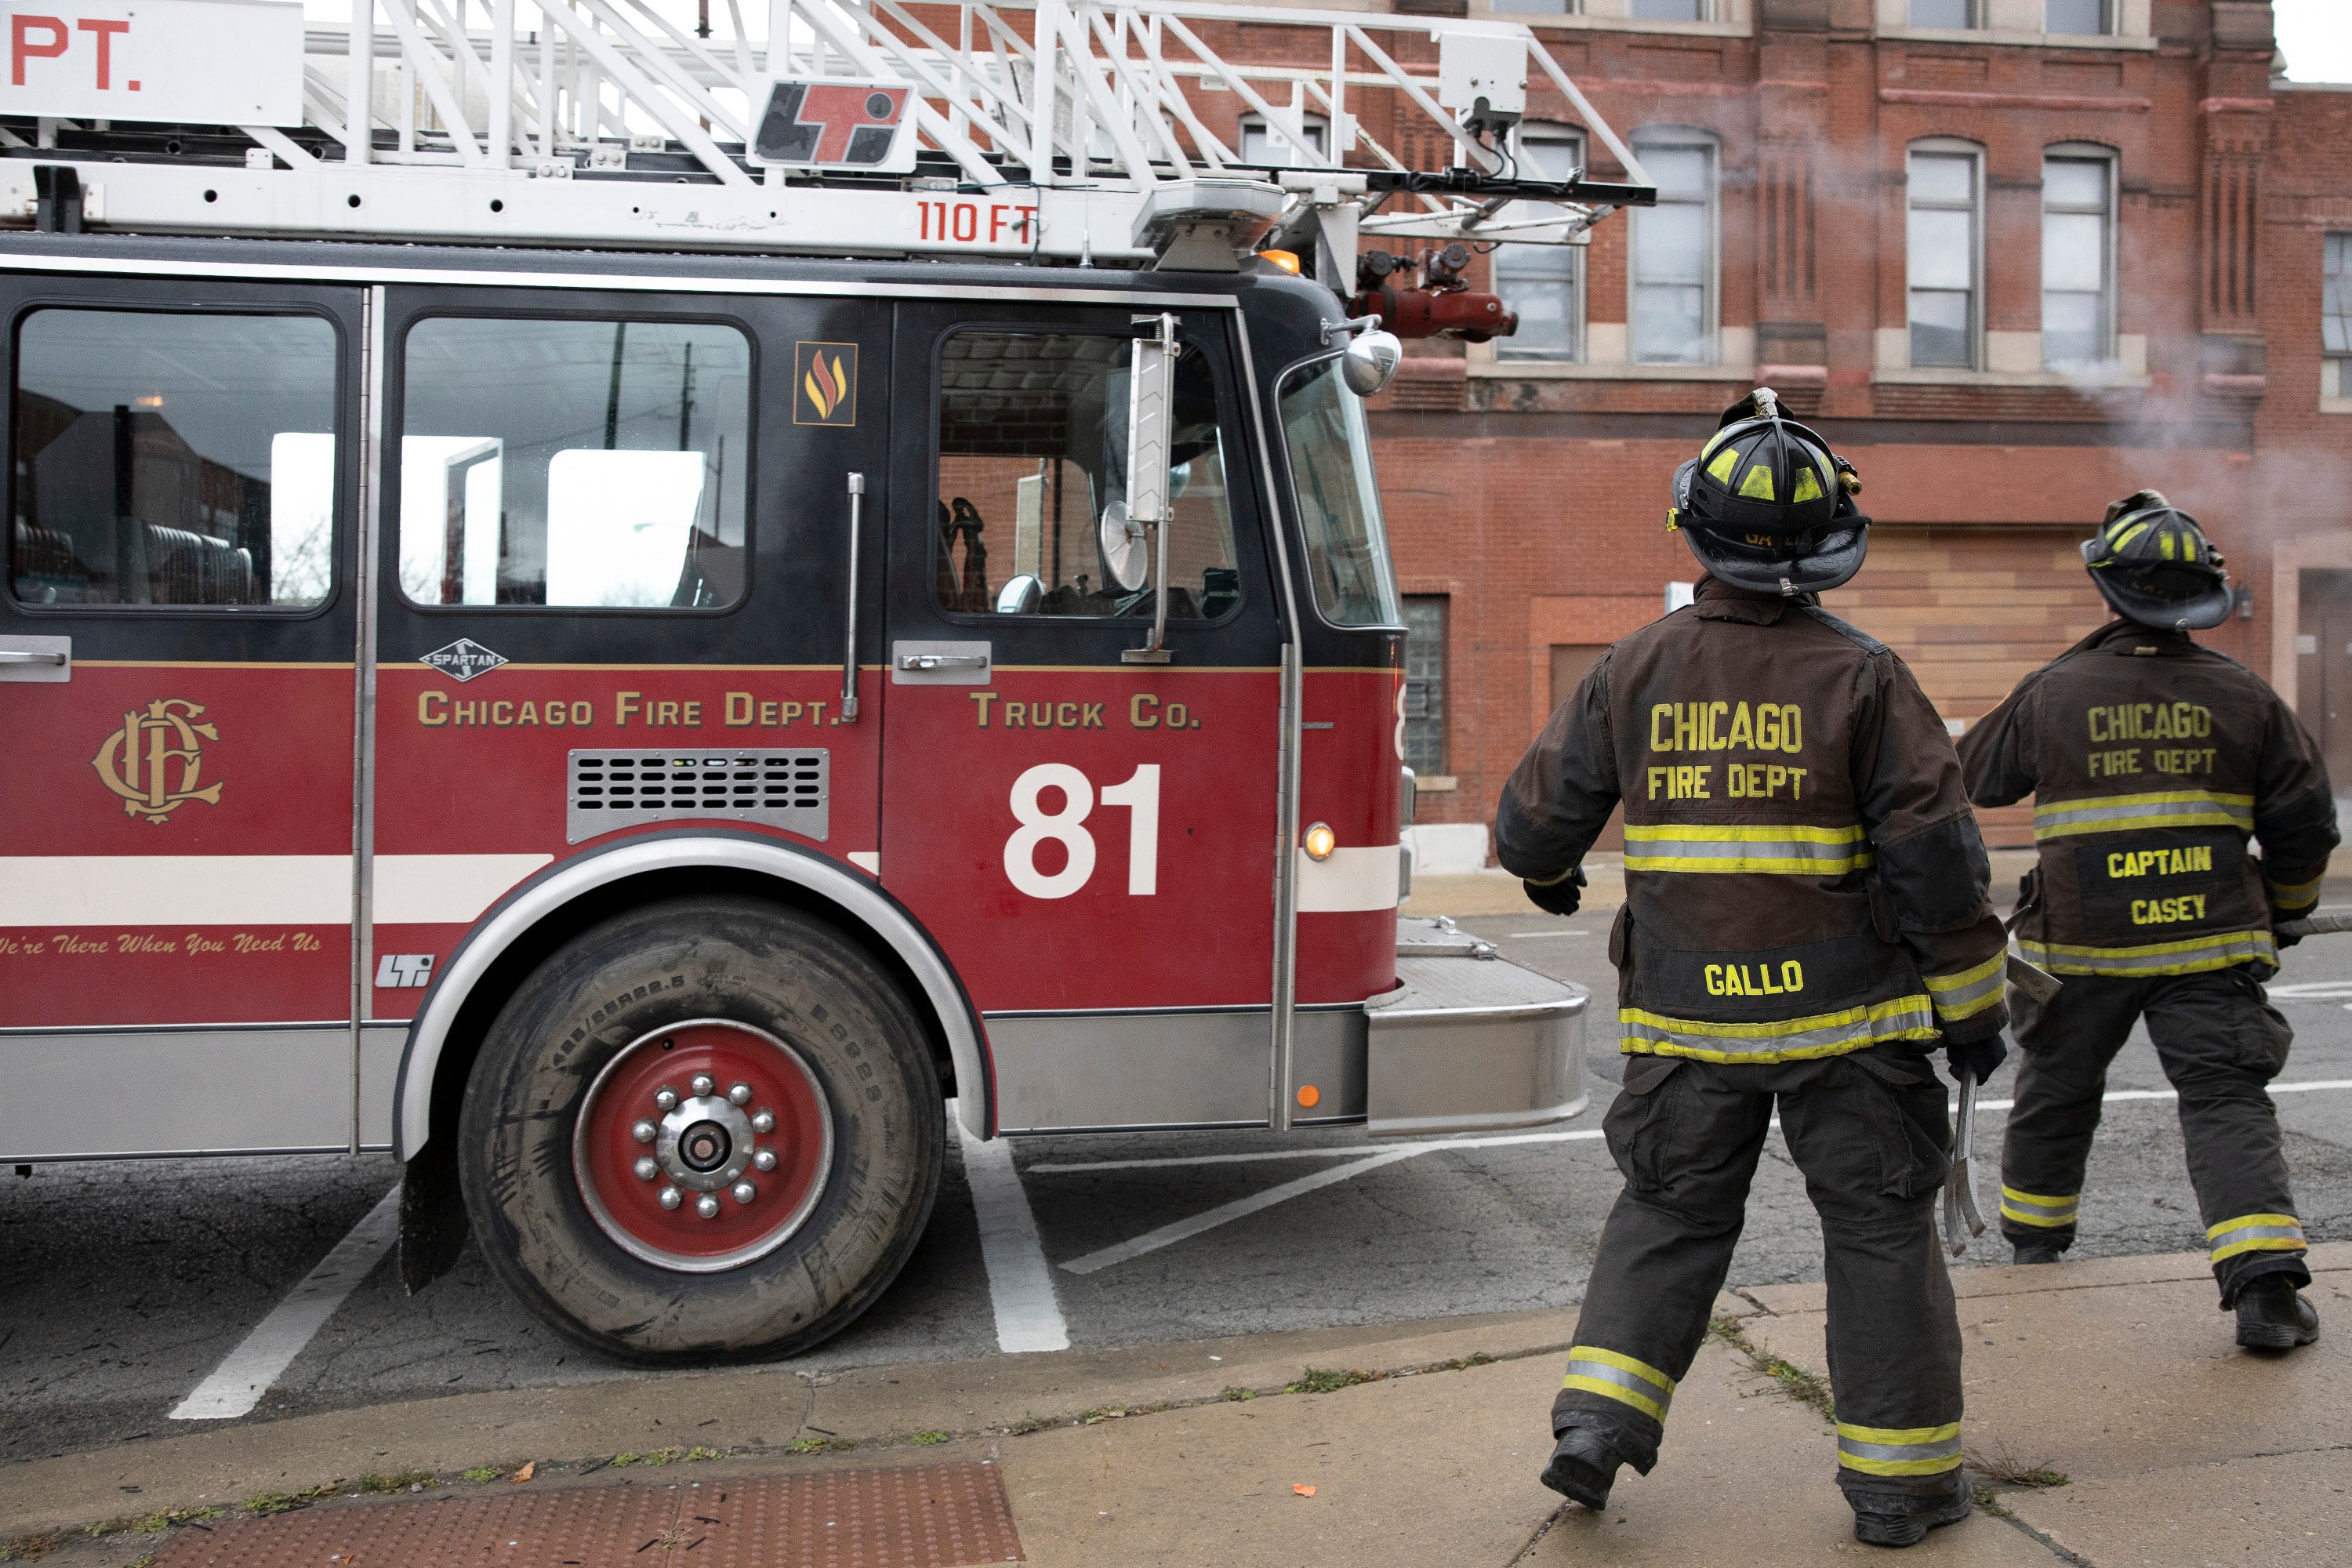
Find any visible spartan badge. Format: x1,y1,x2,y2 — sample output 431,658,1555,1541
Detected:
92,699,223,825
794,342,858,427
421,638,509,682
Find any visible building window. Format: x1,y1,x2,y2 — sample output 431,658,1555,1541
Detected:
2045,0,2111,35
1910,0,1978,27
2324,234,2352,400
1402,597,1449,778
1630,130,1717,365
1628,0,1709,20
1238,114,1327,169
1907,145,1981,368
11,310,339,608
2042,151,2116,371
1494,125,1585,361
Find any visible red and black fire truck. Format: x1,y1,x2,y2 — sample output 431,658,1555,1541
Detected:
0,1,1645,1359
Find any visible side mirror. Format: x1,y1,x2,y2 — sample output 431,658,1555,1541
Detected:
1341,328,1403,397
1121,312,1180,663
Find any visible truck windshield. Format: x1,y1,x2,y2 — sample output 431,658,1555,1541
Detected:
1277,356,1400,628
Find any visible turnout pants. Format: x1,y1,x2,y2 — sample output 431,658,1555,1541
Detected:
2000,965,2309,1305
1555,1047,1965,1508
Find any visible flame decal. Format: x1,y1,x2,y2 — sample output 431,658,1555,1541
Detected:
804,351,845,419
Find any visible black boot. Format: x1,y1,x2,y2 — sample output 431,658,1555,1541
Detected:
2234,1276,2320,1352
1538,1425,1622,1510
1850,1471,1973,1549
2010,1240,2064,1266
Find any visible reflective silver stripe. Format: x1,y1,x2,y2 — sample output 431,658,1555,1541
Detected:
2019,929,2275,977
1619,995,1937,1062
1622,823,1871,876
1925,957,2005,1020
1837,1433,1965,1470
1563,1358,1673,1417
2033,791,2252,840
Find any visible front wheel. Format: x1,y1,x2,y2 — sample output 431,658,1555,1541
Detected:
458,895,945,1363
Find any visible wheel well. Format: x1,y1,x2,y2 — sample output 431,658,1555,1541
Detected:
419,867,962,1165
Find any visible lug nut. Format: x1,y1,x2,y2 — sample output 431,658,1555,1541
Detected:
633,1156,659,1181
658,1185,682,1210
654,1087,679,1112
631,1119,657,1144
750,1109,776,1134
695,1193,722,1219
731,1181,757,1205
753,1147,778,1172
690,1073,716,1097
728,1082,753,1105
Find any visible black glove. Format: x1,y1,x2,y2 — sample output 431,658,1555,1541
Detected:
1523,867,1586,917
1944,1033,2008,1086
2272,912,2305,950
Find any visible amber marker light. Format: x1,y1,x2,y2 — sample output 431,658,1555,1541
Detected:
1257,249,1302,274
1297,1083,1321,1109
1302,822,1336,861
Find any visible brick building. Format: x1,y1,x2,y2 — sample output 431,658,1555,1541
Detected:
1237,1,2349,858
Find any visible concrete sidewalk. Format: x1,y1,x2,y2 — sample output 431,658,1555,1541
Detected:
9,1243,2346,1566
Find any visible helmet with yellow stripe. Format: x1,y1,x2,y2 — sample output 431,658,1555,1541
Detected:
2081,490,2231,632
1668,387,1871,596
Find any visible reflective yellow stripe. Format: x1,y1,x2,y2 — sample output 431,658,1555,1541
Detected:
1924,951,2006,1022
2033,790,2254,841
2207,1212,2306,1263
1561,1345,1675,1423
2268,871,2325,909
1999,1186,2079,1229
1620,995,1937,1064
1623,822,1873,877
1835,1421,1964,1476
2018,929,2275,978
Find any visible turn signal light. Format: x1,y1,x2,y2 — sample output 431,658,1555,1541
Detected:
1302,822,1337,861
1258,249,1302,274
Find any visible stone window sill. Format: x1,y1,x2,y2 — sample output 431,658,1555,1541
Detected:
1468,359,1756,382
1412,775,1459,794
1472,10,1750,41
1876,26,2157,53
2321,397,2352,416
1874,367,2153,391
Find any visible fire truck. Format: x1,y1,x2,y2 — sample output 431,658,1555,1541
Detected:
0,1,1648,1360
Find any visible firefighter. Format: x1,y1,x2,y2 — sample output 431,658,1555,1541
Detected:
1497,389,2011,1549
1958,493,2334,1351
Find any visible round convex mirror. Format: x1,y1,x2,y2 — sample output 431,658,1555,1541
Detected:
1098,499,1149,592
995,574,1044,614
1341,328,1403,396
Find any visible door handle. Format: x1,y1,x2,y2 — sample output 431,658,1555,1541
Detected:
0,636,70,681
897,653,988,671
840,473,865,723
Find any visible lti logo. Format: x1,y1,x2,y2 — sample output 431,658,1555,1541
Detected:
376,953,437,990
92,699,221,825
795,343,858,426
753,80,911,169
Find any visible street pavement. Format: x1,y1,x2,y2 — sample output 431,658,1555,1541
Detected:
5,895,2352,1490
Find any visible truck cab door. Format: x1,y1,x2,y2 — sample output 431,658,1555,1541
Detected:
880,300,1287,1134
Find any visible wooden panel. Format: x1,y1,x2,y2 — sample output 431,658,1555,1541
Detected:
1824,527,2111,849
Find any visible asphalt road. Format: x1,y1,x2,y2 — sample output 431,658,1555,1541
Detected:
6,916,2352,1469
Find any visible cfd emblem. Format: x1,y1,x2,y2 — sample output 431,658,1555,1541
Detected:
794,342,858,426
93,699,223,825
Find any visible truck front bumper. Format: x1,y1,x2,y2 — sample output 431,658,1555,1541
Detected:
1363,919,1590,1139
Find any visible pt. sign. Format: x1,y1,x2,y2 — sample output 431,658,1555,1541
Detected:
0,2,305,126
1004,763,1161,900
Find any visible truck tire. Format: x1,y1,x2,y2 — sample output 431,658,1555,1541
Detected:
458,895,944,1363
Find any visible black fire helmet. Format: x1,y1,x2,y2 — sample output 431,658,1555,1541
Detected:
1667,387,1871,596
2081,490,2233,632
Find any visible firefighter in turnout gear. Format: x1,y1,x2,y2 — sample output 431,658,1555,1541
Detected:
1497,390,2011,1549
1958,493,2336,1351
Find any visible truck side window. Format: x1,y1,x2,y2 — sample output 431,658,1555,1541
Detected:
9,309,338,609
937,329,1240,619
400,317,750,609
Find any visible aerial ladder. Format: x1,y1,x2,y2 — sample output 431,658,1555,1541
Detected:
0,1,1651,324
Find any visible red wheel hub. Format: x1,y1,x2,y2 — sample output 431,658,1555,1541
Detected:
573,1018,833,1272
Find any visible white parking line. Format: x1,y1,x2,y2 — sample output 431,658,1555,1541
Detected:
1040,1078,2352,1275
1506,930,1589,939
954,1102,1069,1353
169,1183,401,1421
